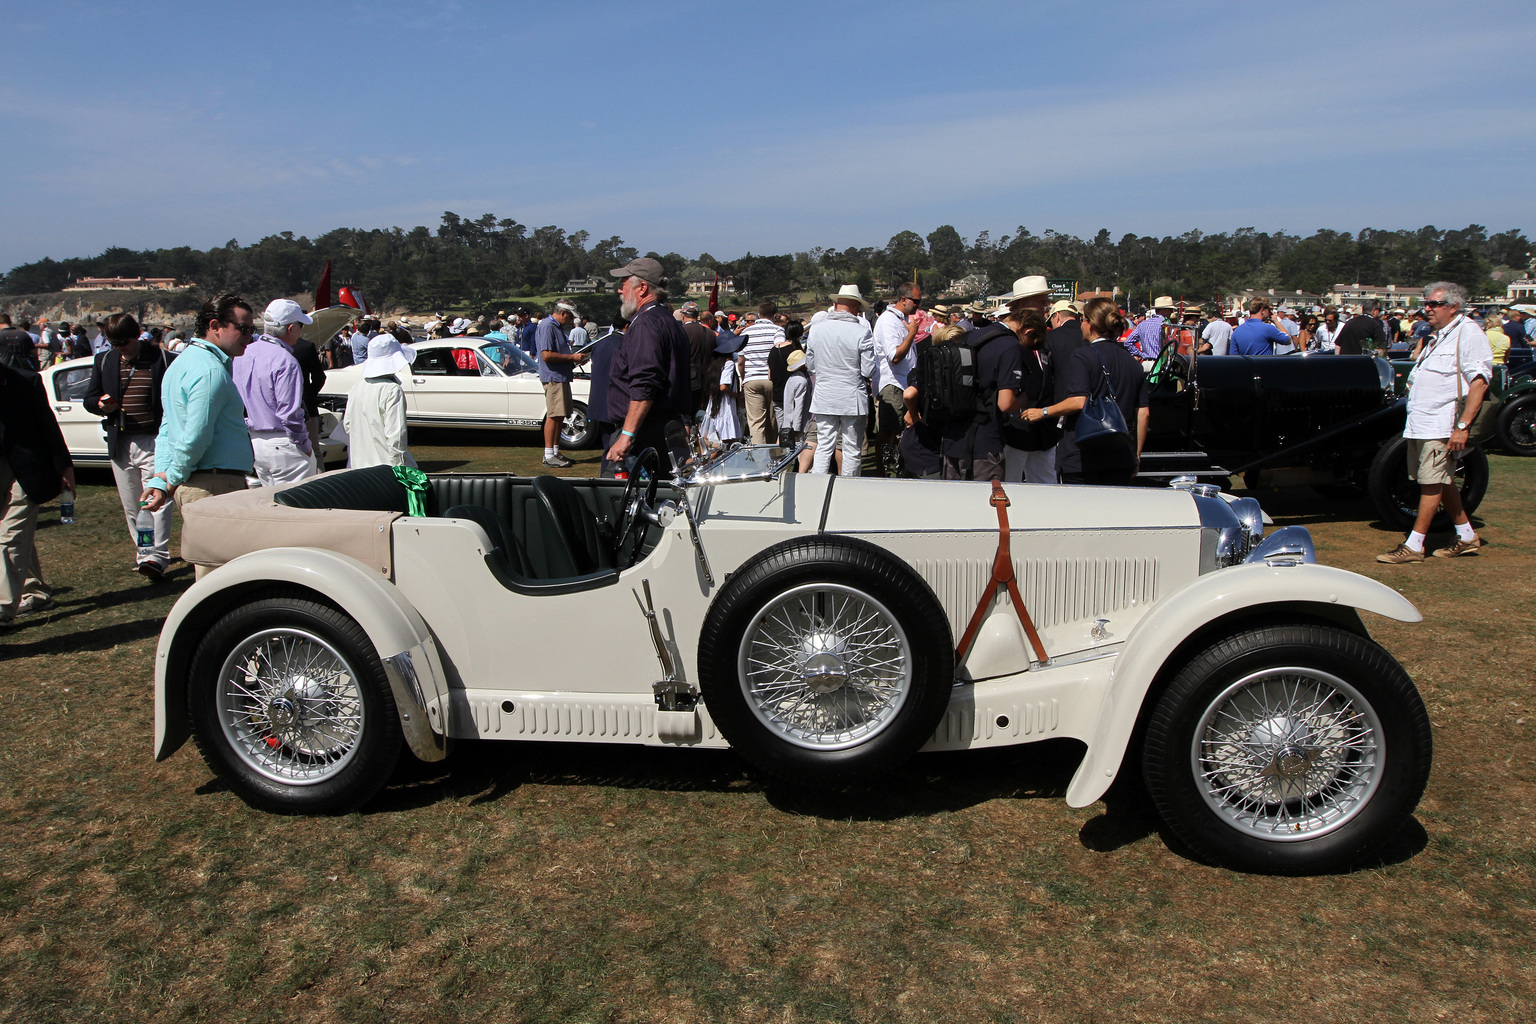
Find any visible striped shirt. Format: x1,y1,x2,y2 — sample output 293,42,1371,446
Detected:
737,319,784,381
118,347,163,434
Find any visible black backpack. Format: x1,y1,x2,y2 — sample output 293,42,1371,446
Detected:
914,324,1012,427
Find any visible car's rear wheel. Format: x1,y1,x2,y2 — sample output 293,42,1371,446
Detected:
187,593,402,813
1142,623,1431,875
1496,393,1536,456
1366,433,1488,530
697,537,954,785
559,401,595,449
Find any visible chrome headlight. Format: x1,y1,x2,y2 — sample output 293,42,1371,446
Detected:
1194,494,1250,572
1229,496,1264,546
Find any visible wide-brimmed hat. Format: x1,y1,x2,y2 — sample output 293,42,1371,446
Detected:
829,284,870,310
929,304,953,316
361,334,416,377
1048,299,1081,318
1011,275,1050,299
713,332,741,354
449,317,471,335
785,350,806,372
1153,295,1176,311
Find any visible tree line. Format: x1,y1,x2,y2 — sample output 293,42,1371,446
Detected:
3,214,1527,312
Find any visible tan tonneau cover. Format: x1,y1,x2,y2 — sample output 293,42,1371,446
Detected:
179,483,399,576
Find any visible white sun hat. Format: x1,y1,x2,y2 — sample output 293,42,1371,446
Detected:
361,333,417,377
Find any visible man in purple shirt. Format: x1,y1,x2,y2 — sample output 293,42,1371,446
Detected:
236,299,316,487
1125,296,1174,359
604,257,691,474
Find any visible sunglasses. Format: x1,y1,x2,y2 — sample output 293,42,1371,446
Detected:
219,320,255,334
1422,300,1451,309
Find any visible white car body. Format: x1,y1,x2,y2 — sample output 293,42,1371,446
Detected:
152,445,1431,873
43,355,347,470
319,338,596,447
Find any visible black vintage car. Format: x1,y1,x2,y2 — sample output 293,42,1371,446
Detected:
1139,352,1488,530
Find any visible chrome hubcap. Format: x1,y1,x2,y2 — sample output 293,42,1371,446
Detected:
738,583,912,750
1192,668,1383,841
216,628,366,785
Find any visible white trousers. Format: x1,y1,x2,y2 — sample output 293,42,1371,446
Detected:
1004,445,1058,484
813,414,864,477
112,433,173,567
248,430,316,489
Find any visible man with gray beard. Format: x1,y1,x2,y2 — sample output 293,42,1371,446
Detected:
603,257,691,473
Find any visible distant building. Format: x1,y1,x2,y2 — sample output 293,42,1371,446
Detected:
685,277,736,297
563,276,608,294
940,272,989,299
64,276,187,292
1506,279,1536,300
1326,283,1424,308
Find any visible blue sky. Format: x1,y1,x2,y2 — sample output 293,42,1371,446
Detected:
2,0,1533,273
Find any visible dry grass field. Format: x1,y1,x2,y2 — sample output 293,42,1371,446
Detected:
1,430,1532,1023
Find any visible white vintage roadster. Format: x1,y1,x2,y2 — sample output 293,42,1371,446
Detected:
153,430,1431,874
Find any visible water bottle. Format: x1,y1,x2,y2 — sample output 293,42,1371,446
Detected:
59,489,75,524
136,507,156,561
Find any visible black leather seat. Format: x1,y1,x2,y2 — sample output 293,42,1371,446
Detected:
441,504,534,577
275,464,431,514
530,475,613,579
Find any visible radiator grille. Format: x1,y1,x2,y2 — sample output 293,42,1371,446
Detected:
913,556,1159,634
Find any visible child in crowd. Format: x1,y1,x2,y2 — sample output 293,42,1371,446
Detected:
701,334,743,446
779,349,812,455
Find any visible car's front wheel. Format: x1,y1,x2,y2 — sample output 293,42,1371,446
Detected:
187,593,403,813
697,537,954,785
1142,623,1431,874
1367,433,1488,530
559,401,595,449
1497,393,1536,456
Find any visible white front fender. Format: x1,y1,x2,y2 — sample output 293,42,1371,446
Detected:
153,547,451,764
1063,562,1421,808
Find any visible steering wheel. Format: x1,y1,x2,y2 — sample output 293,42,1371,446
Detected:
614,447,661,567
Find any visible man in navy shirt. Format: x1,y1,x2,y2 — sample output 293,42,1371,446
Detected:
604,258,691,475
1230,299,1289,355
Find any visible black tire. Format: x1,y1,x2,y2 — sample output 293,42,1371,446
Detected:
1142,623,1431,875
187,593,403,813
1367,433,1488,530
1496,393,1536,457
559,401,595,449
697,536,954,785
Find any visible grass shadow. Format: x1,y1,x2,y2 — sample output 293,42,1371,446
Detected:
0,615,167,661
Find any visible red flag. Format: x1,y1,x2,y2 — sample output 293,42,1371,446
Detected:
708,272,719,315
314,259,332,309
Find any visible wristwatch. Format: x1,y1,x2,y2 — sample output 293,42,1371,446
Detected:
1455,420,1469,431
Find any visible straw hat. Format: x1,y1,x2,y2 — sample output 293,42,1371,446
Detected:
828,284,870,311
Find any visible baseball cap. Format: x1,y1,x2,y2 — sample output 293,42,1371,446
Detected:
263,298,314,328
680,300,700,314
1048,299,1082,318
609,257,666,286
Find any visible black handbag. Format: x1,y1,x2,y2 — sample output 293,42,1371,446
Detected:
1074,345,1132,451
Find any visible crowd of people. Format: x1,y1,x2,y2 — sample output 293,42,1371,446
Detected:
0,261,1505,624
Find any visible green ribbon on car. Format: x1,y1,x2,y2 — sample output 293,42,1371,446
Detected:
392,466,431,517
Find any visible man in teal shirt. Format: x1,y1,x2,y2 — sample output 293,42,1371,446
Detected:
140,295,256,577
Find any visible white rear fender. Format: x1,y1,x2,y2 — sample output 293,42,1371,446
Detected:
153,547,451,764
1064,562,1421,808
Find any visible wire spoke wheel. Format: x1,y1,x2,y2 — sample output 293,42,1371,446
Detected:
738,583,913,750
215,627,367,785
1192,667,1383,842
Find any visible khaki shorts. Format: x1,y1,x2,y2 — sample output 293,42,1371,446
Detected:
543,381,572,418
875,384,906,435
1406,438,1454,486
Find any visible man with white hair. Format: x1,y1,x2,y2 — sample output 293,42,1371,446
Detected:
1378,281,1493,563
535,301,588,468
806,286,876,476
604,257,691,472
233,298,317,487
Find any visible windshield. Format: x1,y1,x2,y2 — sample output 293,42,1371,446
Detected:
479,340,537,375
